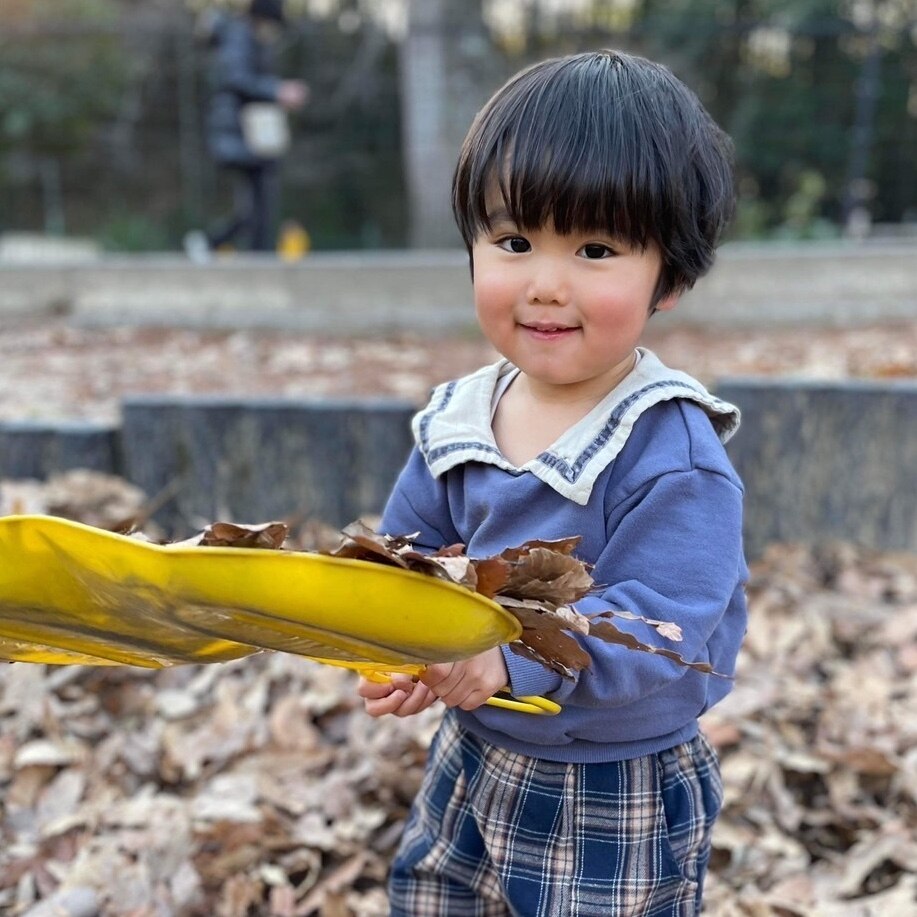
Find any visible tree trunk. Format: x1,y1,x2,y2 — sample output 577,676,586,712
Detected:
399,0,488,248
39,156,66,236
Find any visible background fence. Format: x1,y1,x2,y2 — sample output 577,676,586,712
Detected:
1,0,916,252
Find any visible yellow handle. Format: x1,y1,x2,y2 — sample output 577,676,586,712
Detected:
483,691,561,716
357,667,560,716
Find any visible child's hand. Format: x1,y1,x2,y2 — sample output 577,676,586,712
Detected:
358,674,438,718
420,647,509,711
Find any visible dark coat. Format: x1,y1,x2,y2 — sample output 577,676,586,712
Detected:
206,15,281,168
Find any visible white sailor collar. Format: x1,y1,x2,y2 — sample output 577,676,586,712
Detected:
412,348,741,505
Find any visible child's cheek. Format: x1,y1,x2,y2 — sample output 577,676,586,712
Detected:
474,292,516,354
474,271,516,322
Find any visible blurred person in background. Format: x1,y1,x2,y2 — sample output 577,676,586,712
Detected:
186,0,308,259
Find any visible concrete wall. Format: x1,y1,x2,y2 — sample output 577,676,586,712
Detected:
0,421,119,481
1,241,915,333
1,384,914,558
119,397,415,534
719,378,917,559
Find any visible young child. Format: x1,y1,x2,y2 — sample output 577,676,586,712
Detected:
359,49,747,915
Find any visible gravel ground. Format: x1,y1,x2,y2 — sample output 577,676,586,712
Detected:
1,315,915,423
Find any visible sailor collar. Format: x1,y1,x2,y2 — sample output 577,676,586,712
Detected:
412,348,741,505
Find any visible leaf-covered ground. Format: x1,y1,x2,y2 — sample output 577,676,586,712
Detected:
0,475,914,915
1,316,916,422
1,318,915,913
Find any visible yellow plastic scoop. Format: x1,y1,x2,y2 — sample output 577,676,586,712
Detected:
0,515,559,714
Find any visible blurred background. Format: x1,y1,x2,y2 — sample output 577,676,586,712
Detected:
1,0,915,254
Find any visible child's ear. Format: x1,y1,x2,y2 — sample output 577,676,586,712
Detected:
654,292,680,313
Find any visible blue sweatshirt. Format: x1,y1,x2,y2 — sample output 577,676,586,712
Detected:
381,349,748,763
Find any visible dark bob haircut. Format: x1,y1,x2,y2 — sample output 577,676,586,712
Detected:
452,50,735,302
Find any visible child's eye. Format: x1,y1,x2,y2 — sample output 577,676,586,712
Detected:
578,242,614,259
497,236,531,254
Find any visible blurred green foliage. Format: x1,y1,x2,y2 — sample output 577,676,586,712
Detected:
0,0,130,155
499,0,915,238
0,0,914,248
94,211,173,252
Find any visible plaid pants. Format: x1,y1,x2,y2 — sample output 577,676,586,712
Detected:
389,713,722,916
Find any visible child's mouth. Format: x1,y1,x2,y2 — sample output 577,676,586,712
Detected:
521,324,577,341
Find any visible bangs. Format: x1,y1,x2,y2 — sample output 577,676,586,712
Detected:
455,53,667,249
452,50,735,294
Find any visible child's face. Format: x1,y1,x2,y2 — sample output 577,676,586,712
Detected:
472,214,678,400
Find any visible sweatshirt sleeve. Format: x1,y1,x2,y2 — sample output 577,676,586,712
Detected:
546,466,746,708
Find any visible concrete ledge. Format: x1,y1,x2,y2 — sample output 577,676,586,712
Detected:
1,251,478,335
0,421,119,480
680,239,917,326
1,241,915,333
718,378,917,558
119,396,415,534
1,385,914,557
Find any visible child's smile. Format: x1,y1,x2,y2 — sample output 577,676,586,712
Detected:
521,321,580,341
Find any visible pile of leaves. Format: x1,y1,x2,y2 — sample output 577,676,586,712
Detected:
0,654,428,916
2,318,916,425
0,470,154,535
701,541,917,914
0,474,915,914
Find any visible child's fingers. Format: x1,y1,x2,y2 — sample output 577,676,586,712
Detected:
360,678,439,718
389,673,419,692
357,676,396,700
420,651,508,710
363,688,411,717
420,662,459,694
458,686,502,711
421,665,477,709
388,682,438,717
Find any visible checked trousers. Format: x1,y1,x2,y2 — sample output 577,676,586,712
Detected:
389,712,722,916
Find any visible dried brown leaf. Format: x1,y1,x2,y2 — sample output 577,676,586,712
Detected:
431,543,467,559
295,851,372,915
329,521,412,568
175,521,289,549
499,536,583,560
330,523,460,585
501,602,592,678
427,554,477,590
470,557,512,599
588,618,724,676
497,539,594,607
503,548,595,605
552,604,591,636
604,610,683,642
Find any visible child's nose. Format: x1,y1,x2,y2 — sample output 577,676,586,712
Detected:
525,259,569,305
